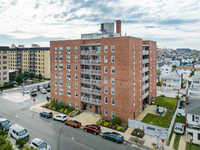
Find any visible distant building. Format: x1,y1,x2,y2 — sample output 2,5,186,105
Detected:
177,66,194,80
8,44,50,79
171,60,180,67
0,46,9,87
160,64,172,76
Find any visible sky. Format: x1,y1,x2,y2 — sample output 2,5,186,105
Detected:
0,0,200,49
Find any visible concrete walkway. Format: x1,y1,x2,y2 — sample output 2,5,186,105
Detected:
169,133,176,149
178,134,186,150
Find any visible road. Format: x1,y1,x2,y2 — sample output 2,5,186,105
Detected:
0,85,142,150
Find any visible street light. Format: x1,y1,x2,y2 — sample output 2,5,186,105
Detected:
190,135,193,150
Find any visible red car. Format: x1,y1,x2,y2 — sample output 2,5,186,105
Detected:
84,124,101,135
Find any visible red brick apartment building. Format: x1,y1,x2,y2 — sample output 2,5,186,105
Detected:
50,21,156,124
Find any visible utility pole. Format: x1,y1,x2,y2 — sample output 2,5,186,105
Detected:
23,79,24,96
57,125,61,150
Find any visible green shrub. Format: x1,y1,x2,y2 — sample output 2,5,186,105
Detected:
23,145,37,150
60,108,64,113
49,105,52,109
58,102,64,110
0,136,12,150
0,130,8,138
43,103,50,108
16,138,27,148
121,126,127,132
69,107,75,112
131,128,144,138
117,126,122,131
103,122,110,127
53,106,56,110
64,108,68,114
96,118,103,125
68,110,81,117
112,116,121,125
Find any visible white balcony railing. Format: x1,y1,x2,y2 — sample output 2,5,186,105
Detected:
143,83,149,90
81,69,101,75
81,87,101,95
81,59,101,65
81,78,101,85
143,91,149,99
143,67,149,73
143,59,149,64
81,50,101,55
143,50,149,55
143,75,149,82
81,97,101,105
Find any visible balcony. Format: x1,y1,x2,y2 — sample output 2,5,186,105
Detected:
143,75,149,82
81,69,101,75
30,67,35,70
81,78,101,85
143,67,149,73
30,52,34,55
30,59,35,62
81,87,101,95
81,97,101,106
30,56,35,59
143,91,149,99
143,59,149,64
81,59,101,65
143,83,149,90
81,50,101,55
143,50,149,55
17,66,21,69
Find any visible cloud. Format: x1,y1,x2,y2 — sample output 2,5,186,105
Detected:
0,0,199,49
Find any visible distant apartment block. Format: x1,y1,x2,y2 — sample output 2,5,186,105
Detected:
0,46,9,87
8,44,50,79
50,21,157,123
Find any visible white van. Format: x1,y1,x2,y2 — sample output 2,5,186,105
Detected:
9,124,29,140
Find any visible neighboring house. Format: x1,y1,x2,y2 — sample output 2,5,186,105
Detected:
188,75,200,96
160,64,172,76
194,68,200,76
194,64,200,68
185,98,200,145
160,71,181,90
157,62,164,70
177,66,194,80
171,60,180,67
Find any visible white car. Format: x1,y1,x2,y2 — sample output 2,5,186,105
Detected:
9,124,29,140
30,138,51,150
41,89,47,94
53,114,67,122
23,89,29,94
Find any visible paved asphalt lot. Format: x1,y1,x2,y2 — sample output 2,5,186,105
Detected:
0,85,142,150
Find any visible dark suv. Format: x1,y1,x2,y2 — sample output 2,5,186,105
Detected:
0,118,12,131
40,111,53,118
84,124,101,135
102,132,124,143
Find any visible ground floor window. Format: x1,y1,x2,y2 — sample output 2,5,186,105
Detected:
198,133,200,140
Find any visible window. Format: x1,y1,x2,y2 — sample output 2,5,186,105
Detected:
104,56,108,63
75,46,78,52
55,72,57,78
75,74,78,80
59,88,63,94
75,82,78,88
104,66,108,73
66,65,71,70
104,97,108,104
75,56,78,62
111,98,115,105
55,47,57,53
198,133,200,140
59,80,63,86
111,56,115,63
66,47,71,53
104,87,108,94
66,56,71,62
67,81,71,88
75,64,78,71
75,92,78,97
67,73,71,79
75,103,78,109
104,77,108,84
89,104,92,109
111,78,115,84
59,55,63,61
111,45,115,52
67,101,71,107
104,46,108,52
55,55,57,61
111,67,115,74
55,80,57,85
111,112,115,118
111,88,115,95
59,47,63,52
59,72,63,78
59,64,63,69
55,87,57,93
67,90,71,96
104,110,108,117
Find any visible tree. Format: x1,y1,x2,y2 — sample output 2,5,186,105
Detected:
0,136,12,150
29,73,35,79
37,85,40,92
112,116,121,125
9,74,15,82
15,75,23,85
38,74,43,81
189,71,194,77
157,69,161,82
3,82,14,88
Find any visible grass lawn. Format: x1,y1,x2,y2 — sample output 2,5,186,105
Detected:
186,142,200,150
173,135,181,150
141,96,177,128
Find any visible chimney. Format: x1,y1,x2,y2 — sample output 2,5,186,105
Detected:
116,20,121,36
185,95,189,104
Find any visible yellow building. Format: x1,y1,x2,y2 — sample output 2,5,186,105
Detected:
0,46,9,87
8,44,50,79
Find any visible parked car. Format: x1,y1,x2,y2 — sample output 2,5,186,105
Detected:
102,132,124,143
47,88,51,92
30,138,51,150
0,118,12,131
9,124,29,140
43,84,48,89
84,124,101,135
39,85,43,90
41,89,47,94
31,91,37,97
32,88,37,93
53,114,67,122
174,123,185,134
23,89,29,94
65,120,81,128
40,111,53,118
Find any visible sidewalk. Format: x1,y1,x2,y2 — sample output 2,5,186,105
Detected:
178,134,186,150
30,102,175,150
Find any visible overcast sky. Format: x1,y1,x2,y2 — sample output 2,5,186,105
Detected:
0,0,200,49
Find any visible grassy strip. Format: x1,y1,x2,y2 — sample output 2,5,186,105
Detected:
173,134,181,150
186,142,200,150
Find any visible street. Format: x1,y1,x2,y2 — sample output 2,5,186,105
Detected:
0,85,142,150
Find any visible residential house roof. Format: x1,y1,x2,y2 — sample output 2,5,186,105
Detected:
194,68,200,71
192,74,200,80
177,66,194,70
185,99,200,115
161,71,181,80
